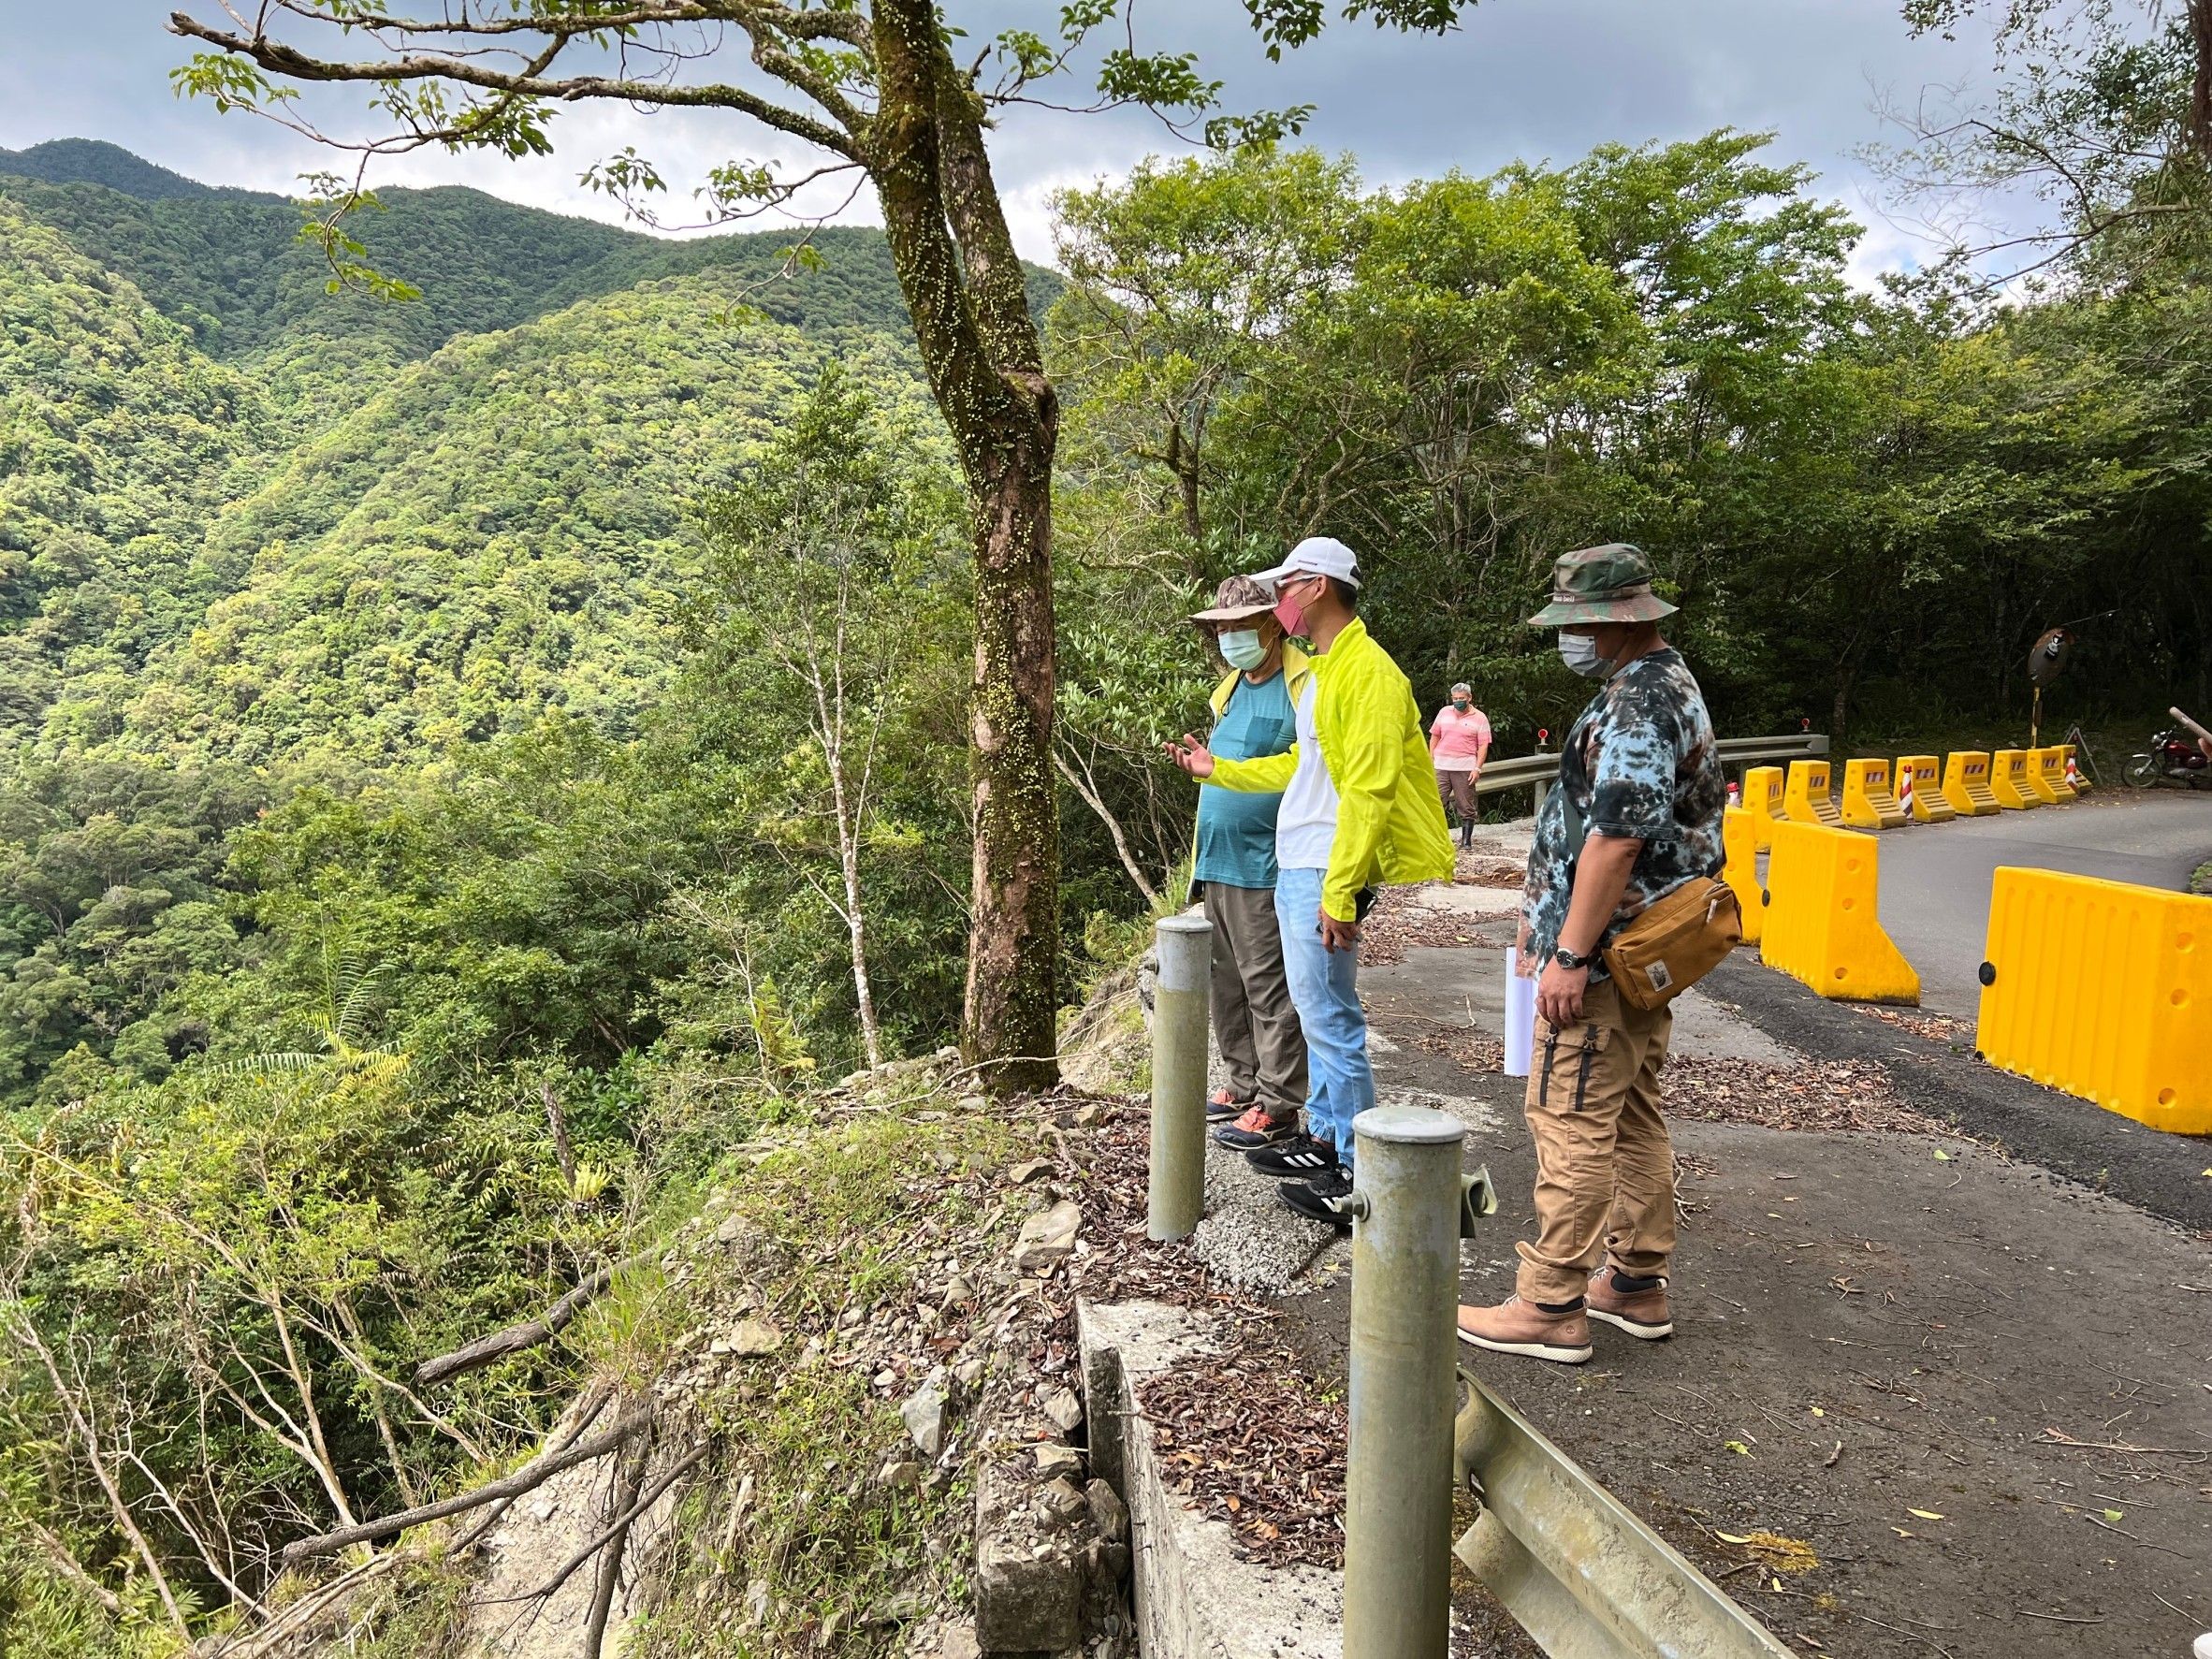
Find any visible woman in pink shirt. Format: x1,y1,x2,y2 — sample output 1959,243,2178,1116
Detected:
1429,682,1491,848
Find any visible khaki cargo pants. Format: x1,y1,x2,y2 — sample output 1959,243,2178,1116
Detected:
1516,976,1677,1304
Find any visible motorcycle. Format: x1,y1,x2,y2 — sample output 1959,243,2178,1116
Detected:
2122,723,2212,789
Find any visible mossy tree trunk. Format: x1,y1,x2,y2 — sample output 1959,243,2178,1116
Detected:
874,0,1060,1087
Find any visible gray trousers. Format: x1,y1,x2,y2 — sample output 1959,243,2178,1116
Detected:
1204,880,1308,1121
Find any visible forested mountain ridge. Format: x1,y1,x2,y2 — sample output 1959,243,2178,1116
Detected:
125,278,943,763
0,138,239,201
0,195,271,739
0,138,924,362
0,144,960,762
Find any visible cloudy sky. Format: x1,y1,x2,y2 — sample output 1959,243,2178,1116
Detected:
3,1,2015,280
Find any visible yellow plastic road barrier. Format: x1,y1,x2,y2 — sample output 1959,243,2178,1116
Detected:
1761,820,1920,1004
1783,760,1844,828
1977,867,2212,1135
1722,808,1765,945
2061,743,2089,793
1739,765,1784,851
1942,751,2001,816
2030,746,2074,802
1988,749,2042,809
1840,758,1908,830
1897,755,1957,823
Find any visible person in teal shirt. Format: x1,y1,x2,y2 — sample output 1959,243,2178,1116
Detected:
1186,575,1309,1148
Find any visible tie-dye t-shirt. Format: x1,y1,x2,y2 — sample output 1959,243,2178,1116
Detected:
1521,648,1727,982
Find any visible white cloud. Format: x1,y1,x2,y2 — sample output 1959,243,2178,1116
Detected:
4,0,2020,275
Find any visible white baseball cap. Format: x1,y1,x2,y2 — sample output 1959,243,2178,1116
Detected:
1251,535,1361,591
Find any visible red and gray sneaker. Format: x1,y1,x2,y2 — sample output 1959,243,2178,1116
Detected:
1205,1087,1250,1124
1244,1133,1338,1180
1214,1107,1299,1150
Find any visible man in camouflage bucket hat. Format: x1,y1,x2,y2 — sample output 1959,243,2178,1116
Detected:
1525,542,1681,627
1458,543,1725,1365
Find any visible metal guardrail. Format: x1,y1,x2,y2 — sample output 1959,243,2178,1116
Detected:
1476,734,1831,803
1453,1368,1797,1658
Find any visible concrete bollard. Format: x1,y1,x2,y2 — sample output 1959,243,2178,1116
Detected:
1147,913,1212,1242
1344,1104,1468,1659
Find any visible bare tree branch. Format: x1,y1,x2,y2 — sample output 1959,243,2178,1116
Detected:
281,1405,650,1561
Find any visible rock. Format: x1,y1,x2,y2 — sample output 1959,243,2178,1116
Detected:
941,1274,975,1308
1071,1104,1103,1128
957,1094,989,1112
1085,1477,1128,1546
974,1538,1081,1653
902,1382,949,1458
1041,1385,1083,1433
714,1210,752,1244
955,1358,985,1390
718,1317,782,1356
932,1149,959,1173
935,1045,962,1063
1011,1201,1081,1273
939,1624,981,1659
1038,1476,1089,1527
1006,1157,1053,1186
877,1460,922,1489
1032,1441,1083,1481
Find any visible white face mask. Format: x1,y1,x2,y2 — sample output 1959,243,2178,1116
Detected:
1218,629,1268,670
1558,633,1615,679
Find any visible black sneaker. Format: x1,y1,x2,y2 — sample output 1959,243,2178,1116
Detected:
1281,1167,1357,1228
1244,1134,1337,1179
1205,1088,1249,1124
1214,1107,1300,1150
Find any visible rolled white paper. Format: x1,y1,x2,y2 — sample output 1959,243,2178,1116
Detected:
1504,947,1536,1077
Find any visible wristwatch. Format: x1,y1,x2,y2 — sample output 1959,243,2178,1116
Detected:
1552,945,1595,970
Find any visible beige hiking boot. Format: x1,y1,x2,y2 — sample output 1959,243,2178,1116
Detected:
1586,1267,1673,1340
1455,1295,1593,1365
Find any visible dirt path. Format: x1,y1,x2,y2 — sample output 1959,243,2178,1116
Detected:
1273,887,2212,1659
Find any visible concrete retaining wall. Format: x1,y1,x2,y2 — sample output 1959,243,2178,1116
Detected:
1076,1299,1341,1659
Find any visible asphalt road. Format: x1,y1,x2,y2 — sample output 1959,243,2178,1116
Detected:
1857,790,2212,1015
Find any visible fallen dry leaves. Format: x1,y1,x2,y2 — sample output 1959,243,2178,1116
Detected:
1139,1360,1348,1571
1660,1055,1957,1138
1849,1005,1975,1043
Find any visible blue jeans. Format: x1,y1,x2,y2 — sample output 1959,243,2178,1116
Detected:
1273,866,1375,1167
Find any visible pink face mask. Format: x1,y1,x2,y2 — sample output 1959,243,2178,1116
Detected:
1273,576,1316,639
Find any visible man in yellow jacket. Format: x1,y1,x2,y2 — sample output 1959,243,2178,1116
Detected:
1168,536,1454,1224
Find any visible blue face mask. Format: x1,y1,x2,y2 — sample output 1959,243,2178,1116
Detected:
1558,633,1615,679
1219,629,1268,671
